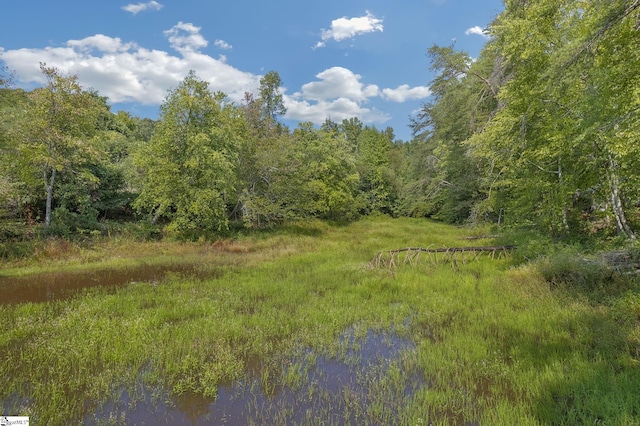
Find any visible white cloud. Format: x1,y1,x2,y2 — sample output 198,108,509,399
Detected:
0,27,259,105
67,34,137,53
214,39,232,50
465,26,490,39
284,96,389,125
284,67,428,125
381,84,431,102
314,11,383,49
163,22,208,53
122,1,164,15
298,67,379,102
0,25,426,127
284,66,386,124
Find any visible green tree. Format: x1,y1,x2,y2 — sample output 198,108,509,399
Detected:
259,70,287,125
0,63,14,88
407,44,500,223
469,0,640,238
133,71,244,236
235,72,291,227
339,117,364,153
292,123,360,220
0,72,27,224
355,126,398,215
241,71,287,139
13,64,107,229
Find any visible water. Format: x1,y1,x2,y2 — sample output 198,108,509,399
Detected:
88,330,426,425
0,263,221,305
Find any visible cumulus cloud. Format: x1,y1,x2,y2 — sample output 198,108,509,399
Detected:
465,26,490,39
0,26,258,105
284,66,387,124
0,24,428,126
67,34,137,53
214,39,232,50
297,67,379,102
164,22,208,53
284,67,429,124
122,1,164,15
284,67,385,124
381,84,431,102
314,11,383,49
284,96,388,124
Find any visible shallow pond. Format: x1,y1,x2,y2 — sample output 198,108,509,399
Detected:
87,330,425,425
0,263,221,305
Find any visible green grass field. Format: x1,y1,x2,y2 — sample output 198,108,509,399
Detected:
1,217,639,425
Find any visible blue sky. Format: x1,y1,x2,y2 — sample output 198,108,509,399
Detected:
0,0,504,141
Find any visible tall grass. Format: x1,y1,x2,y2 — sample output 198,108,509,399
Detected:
1,217,639,424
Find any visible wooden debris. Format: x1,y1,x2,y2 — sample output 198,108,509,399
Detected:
370,245,517,269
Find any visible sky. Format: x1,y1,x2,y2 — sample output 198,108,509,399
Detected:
0,0,504,141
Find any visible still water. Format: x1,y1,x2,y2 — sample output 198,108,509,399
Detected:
0,263,219,305
1,266,431,425
88,330,425,425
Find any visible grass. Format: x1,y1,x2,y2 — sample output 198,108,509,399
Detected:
1,216,639,425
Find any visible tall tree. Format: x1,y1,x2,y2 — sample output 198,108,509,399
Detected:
355,126,398,214
339,117,364,153
14,64,107,228
0,63,15,88
259,70,287,125
407,44,500,223
235,71,291,227
292,123,360,220
471,0,640,238
133,71,244,236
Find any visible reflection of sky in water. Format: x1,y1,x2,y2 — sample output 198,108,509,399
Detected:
88,330,425,425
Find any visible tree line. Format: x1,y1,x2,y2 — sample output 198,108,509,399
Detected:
0,65,405,239
1,0,638,242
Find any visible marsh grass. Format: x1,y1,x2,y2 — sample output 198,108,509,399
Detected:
1,217,640,424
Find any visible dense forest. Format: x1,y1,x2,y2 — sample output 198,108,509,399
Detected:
1,0,639,246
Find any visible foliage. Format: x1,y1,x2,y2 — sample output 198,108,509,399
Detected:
235,72,292,227
5,65,109,231
404,1,640,242
291,123,361,220
405,44,500,224
132,71,244,237
355,126,399,215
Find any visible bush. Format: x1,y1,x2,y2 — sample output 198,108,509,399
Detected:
0,240,37,260
536,250,639,301
538,252,611,292
47,206,105,238
494,229,564,265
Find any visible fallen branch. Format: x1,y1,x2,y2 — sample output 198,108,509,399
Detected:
370,245,517,269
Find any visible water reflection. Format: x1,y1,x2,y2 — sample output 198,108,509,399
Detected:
90,330,425,425
0,263,221,305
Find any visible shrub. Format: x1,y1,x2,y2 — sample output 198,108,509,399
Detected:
538,252,611,292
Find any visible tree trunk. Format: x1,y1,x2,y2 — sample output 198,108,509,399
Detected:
609,156,636,240
151,209,161,225
558,157,569,231
44,167,56,228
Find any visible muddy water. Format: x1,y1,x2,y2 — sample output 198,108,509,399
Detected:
0,263,220,305
90,330,426,425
